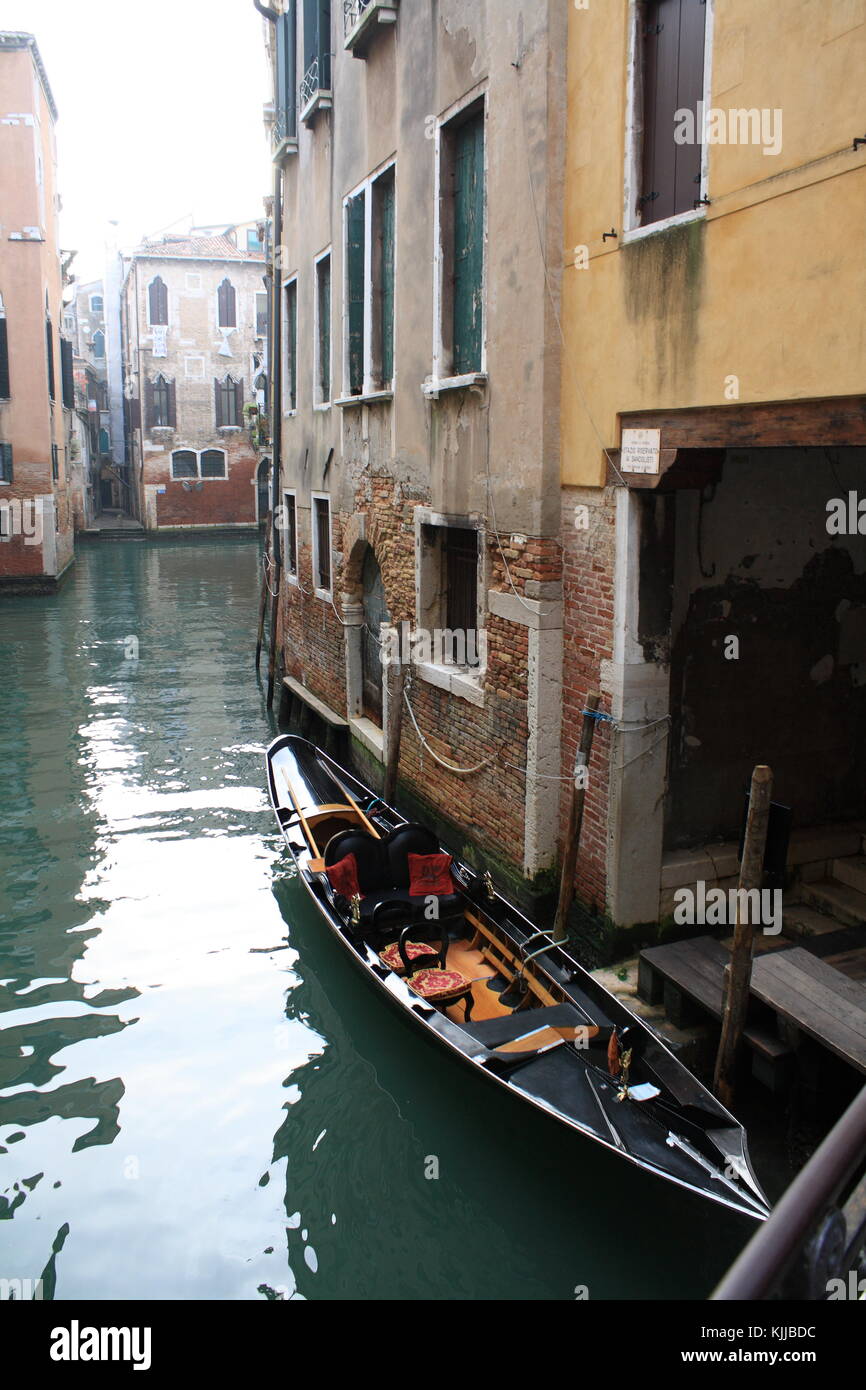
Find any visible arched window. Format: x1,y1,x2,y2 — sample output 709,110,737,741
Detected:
92,329,105,358
171,450,197,480
214,374,242,428
90,294,104,314
146,373,175,430
200,449,226,479
148,276,168,326
217,277,237,328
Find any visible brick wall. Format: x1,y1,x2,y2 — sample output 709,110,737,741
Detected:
560,484,617,914
151,437,258,527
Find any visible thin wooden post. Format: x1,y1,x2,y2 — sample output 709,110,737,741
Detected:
255,547,269,671
714,764,774,1108
265,562,281,709
553,692,600,943
383,659,406,806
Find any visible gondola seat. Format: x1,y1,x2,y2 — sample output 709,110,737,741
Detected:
378,939,439,972
322,824,463,935
405,967,475,1017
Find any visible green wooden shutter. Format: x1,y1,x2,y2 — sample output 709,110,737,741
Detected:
0,318,11,399
347,192,365,394
452,112,484,375
318,258,331,401
380,178,395,386
276,7,296,141
286,282,297,410
214,378,223,428
318,0,331,90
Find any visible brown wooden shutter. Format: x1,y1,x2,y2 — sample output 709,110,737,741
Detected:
235,378,244,425
215,378,223,428
168,378,177,428
641,0,706,225
144,378,155,431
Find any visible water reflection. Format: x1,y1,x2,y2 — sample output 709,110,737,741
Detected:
0,539,751,1300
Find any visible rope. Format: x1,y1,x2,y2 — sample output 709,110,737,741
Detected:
402,682,497,776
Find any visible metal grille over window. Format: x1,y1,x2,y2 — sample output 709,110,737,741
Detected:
444,527,479,667
314,497,331,590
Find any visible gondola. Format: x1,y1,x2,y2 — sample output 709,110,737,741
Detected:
266,734,771,1222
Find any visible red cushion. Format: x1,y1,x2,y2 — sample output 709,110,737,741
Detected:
326,853,361,899
406,968,468,1000
378,940,437,972
407,851,454,897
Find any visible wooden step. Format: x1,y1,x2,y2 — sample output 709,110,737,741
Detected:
783,903,849,938
799,878,866,928
831,855,866,897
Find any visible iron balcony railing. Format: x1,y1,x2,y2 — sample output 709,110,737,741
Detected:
713,1084,866,1300
343,0,370,34
299,57,321,113
271,106,297,154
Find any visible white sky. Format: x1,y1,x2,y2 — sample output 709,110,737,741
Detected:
0,0,272,281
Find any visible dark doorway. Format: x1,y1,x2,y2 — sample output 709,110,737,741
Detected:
257,458,271,525
100,478,113,509
361,547,389,726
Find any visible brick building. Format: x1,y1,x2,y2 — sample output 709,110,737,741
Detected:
0,32,75,592
120,231,270,533
560,0,866,944
65,278,109,526
260,1,567,897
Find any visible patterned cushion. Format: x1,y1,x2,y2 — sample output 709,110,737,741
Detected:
406,968,469,1001
378,940,438,972
326,853,361,900
407,851,455,897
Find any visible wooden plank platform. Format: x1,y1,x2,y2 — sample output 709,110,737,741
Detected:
751,948,866,1075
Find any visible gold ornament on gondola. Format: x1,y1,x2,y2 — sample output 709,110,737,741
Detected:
616,1048,633,1102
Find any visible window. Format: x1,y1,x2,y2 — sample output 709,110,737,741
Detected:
247,228,264,253
284,280,297,411
451,110,484,375
634,0,707,227
217,278,237,329
200,449,226,479
98,427,110,454
146,373,176,430
89,294,103,313
61,338,74,409
148,276,168,325
92,329,105,358
344,0,399,54
344,165,396,397
373,170,395,387
171,450,197,479
416,512,485,673
312,494,332,594
215,374,243,427
51,443,59,480
46,317,55,401
0,307,10,400
255,290,268,339
283,490,298,576
273,1,298,153
315,253,331,404
300,0,332,120
0,442,12,483
346,191,365,395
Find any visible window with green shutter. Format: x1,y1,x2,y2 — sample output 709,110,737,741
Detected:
452,111,484,375
285,281,297,411
316,255,331,403
377,172,395,386
275,3,297,150
346,192,366,395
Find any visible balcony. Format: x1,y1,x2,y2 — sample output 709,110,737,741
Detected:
299,56,332,125
270,105,298,162
343,0,398,56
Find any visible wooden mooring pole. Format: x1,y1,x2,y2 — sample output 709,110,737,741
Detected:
383,659,406,806
714,763,774,1109
255,544,269,672
553,692,600,943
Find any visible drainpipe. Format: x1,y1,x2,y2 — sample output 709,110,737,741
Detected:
254,0,284,705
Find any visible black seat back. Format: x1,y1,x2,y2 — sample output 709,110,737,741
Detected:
323,829,385,894
385,823,441,891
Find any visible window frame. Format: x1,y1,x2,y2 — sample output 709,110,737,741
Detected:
170,449,199,480
216,278,238,330
89,293,104,314
413,506,488,698
283,488,298,581
283,275,298,415
311,491,333,600
215,374,243,429
314,249,332,408
340,159,397,402
255,290,269,339
431,90,488,389
148,275,169,327
623,0,714,241
199,448,227,480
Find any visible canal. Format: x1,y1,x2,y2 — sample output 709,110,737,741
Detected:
0,537,751,1300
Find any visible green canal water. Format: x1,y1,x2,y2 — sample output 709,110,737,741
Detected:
0,537,751,1300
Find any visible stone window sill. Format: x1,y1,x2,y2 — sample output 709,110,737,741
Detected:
422,373,487,400
334,389,393,408
415,659,485,707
